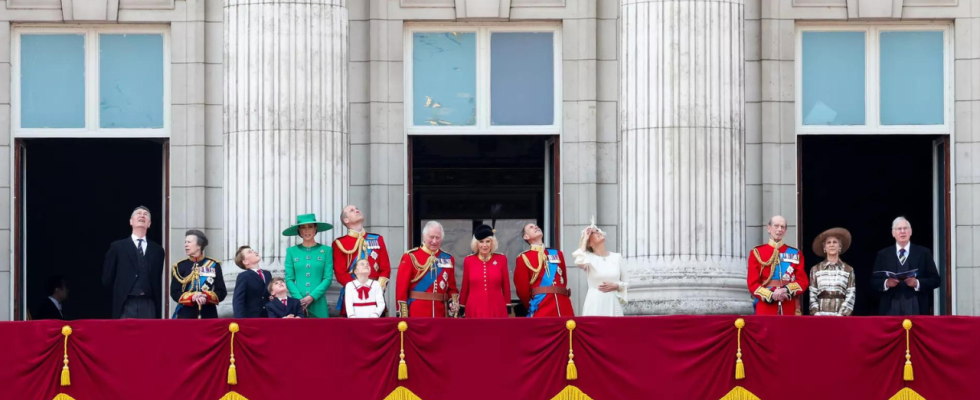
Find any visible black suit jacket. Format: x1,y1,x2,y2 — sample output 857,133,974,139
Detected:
267,297,303,318
102,237,166,319
871,243,941,316
32,298,65,320
233,269,272,318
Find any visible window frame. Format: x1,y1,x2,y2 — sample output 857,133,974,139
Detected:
795,23,952,135
12,25,171,138
404,23,562,136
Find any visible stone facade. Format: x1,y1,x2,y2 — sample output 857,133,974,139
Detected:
1,0,979,319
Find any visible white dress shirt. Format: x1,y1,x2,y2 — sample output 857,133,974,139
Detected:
48,296,63,314
131,234,147,255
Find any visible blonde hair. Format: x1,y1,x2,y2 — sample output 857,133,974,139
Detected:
470,236,499,254
354,259,370,273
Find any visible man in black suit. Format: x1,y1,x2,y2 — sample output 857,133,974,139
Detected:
233,245,272,318
102,206,166,319
33,276,68,320
871,217,940,316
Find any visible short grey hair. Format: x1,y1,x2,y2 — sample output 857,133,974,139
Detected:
131,206,151,220
470,236,499,254
422,221,444,238
892,216,912,230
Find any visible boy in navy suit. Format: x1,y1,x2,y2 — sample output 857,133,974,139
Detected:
267,277,303,318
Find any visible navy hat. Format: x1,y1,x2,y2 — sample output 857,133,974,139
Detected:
474,224,494,241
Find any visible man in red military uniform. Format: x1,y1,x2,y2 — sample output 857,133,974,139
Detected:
748,215,808,315
395,221,459,318
333,205,391,316
514,223,574,317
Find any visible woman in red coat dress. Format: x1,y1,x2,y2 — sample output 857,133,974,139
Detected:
460,224,511,318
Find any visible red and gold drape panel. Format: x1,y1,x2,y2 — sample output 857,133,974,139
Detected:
2,317,980,399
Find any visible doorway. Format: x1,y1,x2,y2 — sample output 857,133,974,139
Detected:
19,139,166,320
799,135,950,316
408,135,559,316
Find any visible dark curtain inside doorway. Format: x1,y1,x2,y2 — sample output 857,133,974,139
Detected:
800,135,936,316
25,139,164,320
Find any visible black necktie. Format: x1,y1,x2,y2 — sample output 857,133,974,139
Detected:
137,239,144,256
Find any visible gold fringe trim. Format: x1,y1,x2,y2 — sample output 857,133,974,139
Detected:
718,386,762,400
398,321,409,381
888,387,927,400
565,320,578,381
734,318,745,380
903,319,914,381
384,386,423,400
218,391,249,400
228,323,240,385
60,326,72,387
549,385,594,400
52,394,77,400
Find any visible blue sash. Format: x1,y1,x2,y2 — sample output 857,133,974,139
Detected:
336,234,380,311
751,247,799,310
171,261,214,319
527,249,558,318
406,252,450,307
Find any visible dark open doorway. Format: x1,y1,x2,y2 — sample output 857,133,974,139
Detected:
21,139,165,320
799,135,949,316
408,135,558,316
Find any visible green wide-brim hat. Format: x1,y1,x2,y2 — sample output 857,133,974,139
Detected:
281,213,333,236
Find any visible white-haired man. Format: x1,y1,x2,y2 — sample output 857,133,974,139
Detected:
395,221,459,318
871,217,940,316
747,215,808,315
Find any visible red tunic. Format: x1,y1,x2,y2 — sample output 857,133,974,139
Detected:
747,241,809,315
395,247,458,318
332,231,392,285
514,246,574,318
460,253,511,318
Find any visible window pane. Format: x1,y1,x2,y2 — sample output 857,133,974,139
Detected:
21,34,85,129
413,32,477,126
801,31,866,126
880,31,944,125
491,32,554,126
100,34,164,128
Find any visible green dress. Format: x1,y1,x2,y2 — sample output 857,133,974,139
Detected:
285,243,334,318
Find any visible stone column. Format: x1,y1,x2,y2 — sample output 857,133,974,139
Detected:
620,0,751,315
224,1,349,285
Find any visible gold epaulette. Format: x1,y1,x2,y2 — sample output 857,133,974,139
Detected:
404,246,423,256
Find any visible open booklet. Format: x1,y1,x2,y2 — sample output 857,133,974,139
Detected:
875,269,918,280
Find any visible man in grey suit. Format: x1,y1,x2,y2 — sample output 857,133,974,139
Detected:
871,217,940,316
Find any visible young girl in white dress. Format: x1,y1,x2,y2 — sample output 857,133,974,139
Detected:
344,260,386,318
572,218,627,316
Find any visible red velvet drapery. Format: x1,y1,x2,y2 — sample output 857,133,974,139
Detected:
2,316,976,400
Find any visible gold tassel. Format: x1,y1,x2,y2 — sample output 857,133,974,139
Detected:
60,326,72,387
903,319,914,382
734,318,745,380
398,321,409,381
549,385,594,400
718,386,762,400
565,320,578,381
52,394,77,400
218,391,250,400
888,387,927,400
384,386,423,400
228,323,239,385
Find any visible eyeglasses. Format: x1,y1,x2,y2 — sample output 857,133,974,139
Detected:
893,227,911,232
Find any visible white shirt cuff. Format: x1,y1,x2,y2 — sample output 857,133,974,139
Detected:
883,281,889,291
915,281,920,291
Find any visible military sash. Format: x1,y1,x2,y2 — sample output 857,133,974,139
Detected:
527,249,559,318
336,234,381,311
407,252,450,307
751,247,800,309
171,259,216,319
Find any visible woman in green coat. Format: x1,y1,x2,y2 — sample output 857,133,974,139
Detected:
283,213,334,318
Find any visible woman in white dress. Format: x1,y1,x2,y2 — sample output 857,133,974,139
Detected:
571,221,627,316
